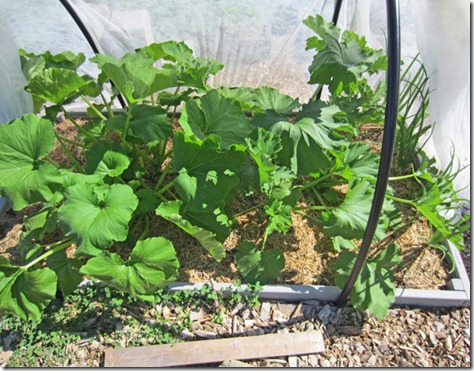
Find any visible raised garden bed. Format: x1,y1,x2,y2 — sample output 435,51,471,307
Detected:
0,14,469,325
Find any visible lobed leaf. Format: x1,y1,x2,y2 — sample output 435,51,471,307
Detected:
179,90,251,148
80,237,179,300
85,142,131,178
46,250,83,297
58,183,138,256
322,181,384,240
264,200,293,236
335,244,402,318
0,256,57,320
0,114,62,210
235,241,285,285
105,105,172,148
156,200,226,261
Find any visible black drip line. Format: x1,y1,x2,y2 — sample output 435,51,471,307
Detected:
337,0,401,306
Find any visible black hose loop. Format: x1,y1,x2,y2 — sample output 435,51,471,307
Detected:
59,0,127,108
336,0,401,306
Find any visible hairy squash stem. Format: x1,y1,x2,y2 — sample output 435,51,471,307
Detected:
22,240,71,270
166,190,178,200
57,135,87,149
234,203,266,217
100,92,114,117
138,215,150,241
384,194,414,206
294,205,336,211
155,180,175,197
311,188,327,206
121,106,133,142
154,163,173,192
62,109,96,142
44,156,60,168
294,210,320,223
299,173,334,191
81,95,107,120
55,134,85,172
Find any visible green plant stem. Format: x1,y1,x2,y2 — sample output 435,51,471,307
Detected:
171,105,178,125
234,203,266,217
311,188,326,207
62,109,96,142
135,146,152,167
384,194,415,206
22,240,71,270
310,84,323,101
57,135,87,149
44,156,60,168
166,190,178,200
154,161,175,192
261,231,269,251
100,92,114,117
294,210,320,223
81,95,107,120
294,205,336,211
155,180,175,197
121,106,133,142
299,173,334,191
55,134,85,172
138,215,150,241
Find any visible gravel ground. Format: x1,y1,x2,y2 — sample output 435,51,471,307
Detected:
174,300,470,367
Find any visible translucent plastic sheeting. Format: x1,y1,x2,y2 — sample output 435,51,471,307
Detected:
0,24,33,122
69,0,338,101
0,0,469,201
346,0,470,201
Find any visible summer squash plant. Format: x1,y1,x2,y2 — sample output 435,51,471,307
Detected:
0,15,468,321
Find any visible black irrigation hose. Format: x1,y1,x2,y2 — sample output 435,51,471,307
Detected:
336,0,401,306
58,0,127,109
331,0,344,25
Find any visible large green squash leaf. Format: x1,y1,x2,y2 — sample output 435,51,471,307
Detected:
26,67,97,105
220,87,299,114
265,118,331,176
20,49,86,74
91,54,176,104
173,131,247,211
0,256,57,320
81,237,179,300
322,181,384,240
335,244,402,318
156,200,226,261
138,41,194,63
339,143,379,180
85,142,131,178
0,114,62,210
58,183,138,256
253,87,299,114
304,14,386,95
179,90,251,148
105,105,173,148
235,241,285,285
46,250,83,297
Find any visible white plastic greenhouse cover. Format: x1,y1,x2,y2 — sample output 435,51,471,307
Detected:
0,0,470,202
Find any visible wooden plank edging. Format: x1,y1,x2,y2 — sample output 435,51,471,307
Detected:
104,330,325,367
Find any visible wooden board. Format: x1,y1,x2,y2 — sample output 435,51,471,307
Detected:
104,330,325,367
